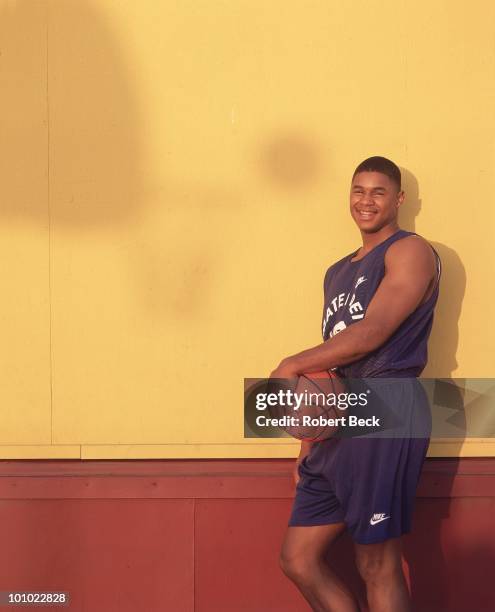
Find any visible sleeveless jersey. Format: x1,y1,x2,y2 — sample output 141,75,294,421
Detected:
321,229,441,378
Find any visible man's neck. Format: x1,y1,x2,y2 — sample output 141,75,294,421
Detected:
360,223,401,252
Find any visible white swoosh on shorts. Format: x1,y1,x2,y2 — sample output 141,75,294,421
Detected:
369,514,390,525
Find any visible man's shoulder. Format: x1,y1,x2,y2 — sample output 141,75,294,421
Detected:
385,233,438,274
386,233,436,258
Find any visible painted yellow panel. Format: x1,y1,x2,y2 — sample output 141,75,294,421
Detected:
0,1,52,445
45,0,495,454
1,1,493,457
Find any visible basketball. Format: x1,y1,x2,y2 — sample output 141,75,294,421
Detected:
268,370,348,442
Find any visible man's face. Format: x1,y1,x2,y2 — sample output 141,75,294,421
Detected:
349,171,404,233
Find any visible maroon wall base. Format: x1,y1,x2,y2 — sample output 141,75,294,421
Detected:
0,458,494,612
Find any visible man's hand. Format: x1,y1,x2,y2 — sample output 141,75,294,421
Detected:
269,358,300,380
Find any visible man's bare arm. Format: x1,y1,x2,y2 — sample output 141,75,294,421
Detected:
273,236,437,377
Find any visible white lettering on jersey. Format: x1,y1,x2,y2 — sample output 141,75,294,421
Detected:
330,321,347,337
322,276,367,337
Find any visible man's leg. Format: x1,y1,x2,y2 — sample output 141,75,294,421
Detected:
354,537,410,612
280,522,360,612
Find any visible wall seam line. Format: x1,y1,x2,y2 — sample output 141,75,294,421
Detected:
46,1,54,447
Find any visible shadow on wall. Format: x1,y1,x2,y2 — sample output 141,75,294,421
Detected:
400,168,466,380
400,167,468,611
0,0,247,320
257,131,323,193
0,1,327,326
0,0,144,229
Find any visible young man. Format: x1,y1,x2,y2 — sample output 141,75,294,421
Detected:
271,156,441,612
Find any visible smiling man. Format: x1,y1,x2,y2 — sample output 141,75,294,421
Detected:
272,157,441,611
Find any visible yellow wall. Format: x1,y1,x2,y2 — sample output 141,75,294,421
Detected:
1,0,494,459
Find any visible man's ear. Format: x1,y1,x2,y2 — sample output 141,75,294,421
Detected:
396,190,405,209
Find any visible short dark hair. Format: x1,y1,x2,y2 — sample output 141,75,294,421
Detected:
352,156,401,191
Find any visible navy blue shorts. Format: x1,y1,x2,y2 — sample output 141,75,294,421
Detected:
288,378,431,545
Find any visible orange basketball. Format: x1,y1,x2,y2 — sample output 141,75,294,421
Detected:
284,370,348,442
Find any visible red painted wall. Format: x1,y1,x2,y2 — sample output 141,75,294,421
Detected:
0,459,494,611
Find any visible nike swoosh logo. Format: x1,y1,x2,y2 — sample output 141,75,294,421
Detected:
370,516,390,525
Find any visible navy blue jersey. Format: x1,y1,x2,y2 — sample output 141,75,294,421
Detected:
321,229,441,378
